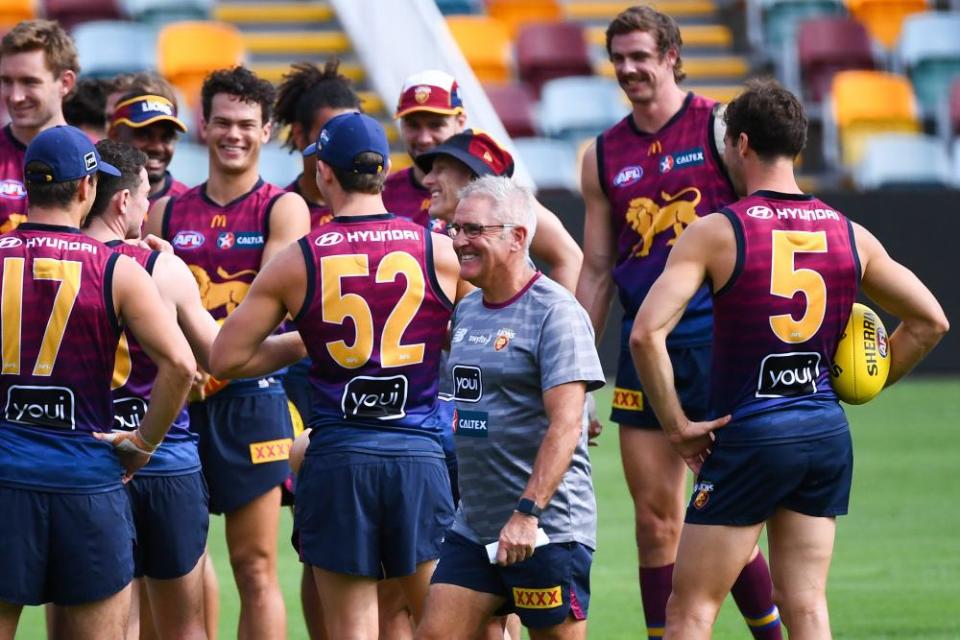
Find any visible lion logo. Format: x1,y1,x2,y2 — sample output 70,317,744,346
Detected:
0,214,27,234
625,187,702,258
188,265,258,315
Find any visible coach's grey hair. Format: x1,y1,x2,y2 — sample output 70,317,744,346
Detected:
458,176,537,250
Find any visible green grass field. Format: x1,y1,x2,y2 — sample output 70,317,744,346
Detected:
15,378,960,638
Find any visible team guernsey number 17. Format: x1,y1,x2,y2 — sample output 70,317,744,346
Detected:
321,251,426,369
1,258,82,375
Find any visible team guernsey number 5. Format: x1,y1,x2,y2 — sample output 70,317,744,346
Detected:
2,258,82,375
321,251,426,369
769,230,828,344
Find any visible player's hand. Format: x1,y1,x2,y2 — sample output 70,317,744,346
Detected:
667,415,731,475
94,429,158,483
138,234,173,254
585,391,602,446
496,511,538,566
188,369,210,402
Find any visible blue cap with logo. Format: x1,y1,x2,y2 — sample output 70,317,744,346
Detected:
303,112,389,175
24,125,121,184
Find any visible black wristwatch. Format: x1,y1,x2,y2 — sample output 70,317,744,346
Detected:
515,498,542,520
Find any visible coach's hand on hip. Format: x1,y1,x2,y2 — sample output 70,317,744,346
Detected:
497,511,539,566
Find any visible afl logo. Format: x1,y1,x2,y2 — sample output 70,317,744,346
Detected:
746,205,774,219
172,230,205,249
315,232,344,247
0,180,26,199
877,324,889,358
0,236,23,248
217,232,235,249
613,165,643,188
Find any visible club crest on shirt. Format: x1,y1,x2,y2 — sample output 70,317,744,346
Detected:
691,481,714,510
493,328,515,351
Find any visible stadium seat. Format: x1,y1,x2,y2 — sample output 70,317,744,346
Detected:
512,137,579,193
72,21,158,78
538,76,624,141
829,70,920,167
756,0,845,54
434,0,483,15
157,21,245,108
258,143,302,188
897,12,960,113
46,0,121,31
486,0,562,38
0,0,36,29
854,133,952,189
446,16,512,84
516,22,592,96
797,16,876,103
122,0,213,25
845,0,927,48
951,78,960,135
167,140,207,187
484,82,538,138
952,137,960,187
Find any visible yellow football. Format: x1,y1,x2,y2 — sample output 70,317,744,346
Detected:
830,303,891,404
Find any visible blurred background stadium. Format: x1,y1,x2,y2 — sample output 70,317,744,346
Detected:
2,0,957,636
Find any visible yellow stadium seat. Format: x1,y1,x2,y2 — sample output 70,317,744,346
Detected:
845,0,926,48
446,16,512,84
486,0,562,37
0,0,36,28
157,21,246,108
830,70,920,167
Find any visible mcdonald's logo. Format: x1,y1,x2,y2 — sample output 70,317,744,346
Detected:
647,140,662,156
210,214,227,228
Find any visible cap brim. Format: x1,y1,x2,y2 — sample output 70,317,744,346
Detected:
303,142,318,157
416,145,489,178
111,115,188,134
395,105,464,119
98,161,121,177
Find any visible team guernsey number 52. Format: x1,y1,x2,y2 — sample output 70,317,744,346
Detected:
2,258,82,376
321,251,426,370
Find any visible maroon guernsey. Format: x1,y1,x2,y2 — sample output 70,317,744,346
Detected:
382,167,431,228
0,125,28,232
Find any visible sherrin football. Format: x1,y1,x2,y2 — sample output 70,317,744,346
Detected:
830,303,891,404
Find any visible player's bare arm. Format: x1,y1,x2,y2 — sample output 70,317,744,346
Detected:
104,254,196,478
630,215,733,472
143,195,169,240
431,231,460,303
154,251,306,373
530,200,583,293
497,380,588,567
853,222,949,386
210,242,308,379
262,192,310,267
575,142,618,340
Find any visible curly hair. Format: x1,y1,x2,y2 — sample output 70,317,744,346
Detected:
605,5,685,83
724,78,807,161
201,66,276,124
274,60,361,151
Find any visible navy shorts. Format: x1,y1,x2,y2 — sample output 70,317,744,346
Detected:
281,358,312,425
127,471,209,579
686,430,854,525
612,320,710,428
0,486,135,606
437,397,460,506
295,451,453,578
190,386,294,514
432,531,593,629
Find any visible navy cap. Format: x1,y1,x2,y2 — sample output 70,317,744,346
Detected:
24,125,121,184
415,129,514,178
304,112,389,175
